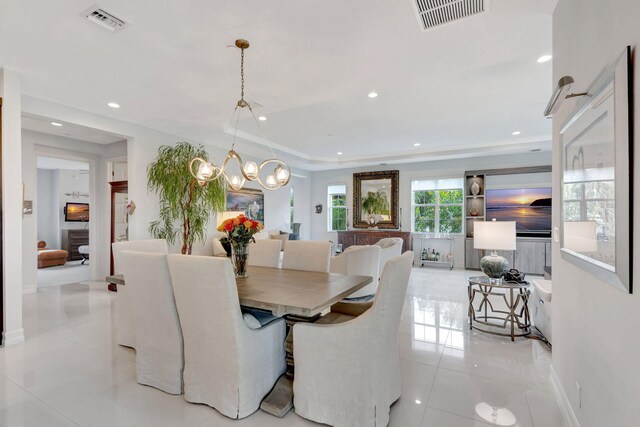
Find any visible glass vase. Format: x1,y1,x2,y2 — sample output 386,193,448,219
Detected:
232,243,249,278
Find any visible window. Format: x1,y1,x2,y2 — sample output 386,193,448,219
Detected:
412,178,464,234
328,184,347,231
289,186,295,229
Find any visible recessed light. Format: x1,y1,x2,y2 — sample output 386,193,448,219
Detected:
537,55,552,63
337,152,343,155
51,122,63,127
415,400,422,405
512,131,521,135
107,102,120,109
368,92,378,98
414,143,421,147
258,116,267,121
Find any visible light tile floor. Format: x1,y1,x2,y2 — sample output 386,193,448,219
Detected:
1,268,564,426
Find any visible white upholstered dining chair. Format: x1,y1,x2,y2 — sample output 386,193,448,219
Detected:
329,245,380,299
119,250,183,394
282,240,332,273
374,237,403,273
293,251,414,427
248,239,282,268
167,254,286,419
112,239,168,349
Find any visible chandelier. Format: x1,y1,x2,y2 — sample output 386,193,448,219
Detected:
189,39,291,191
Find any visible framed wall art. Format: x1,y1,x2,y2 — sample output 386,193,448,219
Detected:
226,188,264,224
559,46,633,293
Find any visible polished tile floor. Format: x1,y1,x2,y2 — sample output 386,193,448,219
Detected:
1,268,564,426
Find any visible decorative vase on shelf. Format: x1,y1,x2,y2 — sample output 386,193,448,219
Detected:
470,181,481,196
469,207,479,217
231,243,249,278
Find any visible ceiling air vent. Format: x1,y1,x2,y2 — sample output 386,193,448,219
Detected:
82,5,127,32
412,0,488,31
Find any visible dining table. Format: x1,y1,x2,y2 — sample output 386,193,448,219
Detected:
106,265,371,317
106,264,373,417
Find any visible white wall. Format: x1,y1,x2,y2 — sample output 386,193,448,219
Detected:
21,131,37,293
309,151,552,268
551,1,640,426
36,169,58,247
1,68,24,345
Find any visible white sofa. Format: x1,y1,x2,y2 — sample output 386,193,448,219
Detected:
531,278,552,344
268,230,290,250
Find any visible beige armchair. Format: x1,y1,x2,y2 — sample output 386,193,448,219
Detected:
293,252,414,426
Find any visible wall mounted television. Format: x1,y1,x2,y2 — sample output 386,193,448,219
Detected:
64,202,89,222
486,188,552,237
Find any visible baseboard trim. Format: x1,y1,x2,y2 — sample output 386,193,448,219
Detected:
2,328,25,346
550,365,580,427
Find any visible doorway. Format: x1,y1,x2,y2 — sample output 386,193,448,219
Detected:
36,156,91,287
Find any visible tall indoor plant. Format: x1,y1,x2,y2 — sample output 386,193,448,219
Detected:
147,142,225,254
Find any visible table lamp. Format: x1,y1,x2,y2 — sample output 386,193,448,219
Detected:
564,221,598,253
474,219,517,282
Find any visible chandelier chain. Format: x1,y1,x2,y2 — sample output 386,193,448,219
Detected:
240,47,245,101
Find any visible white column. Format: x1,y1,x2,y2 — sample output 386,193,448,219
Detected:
1,68,25,345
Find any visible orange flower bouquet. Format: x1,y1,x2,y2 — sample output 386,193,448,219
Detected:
217,214,263,277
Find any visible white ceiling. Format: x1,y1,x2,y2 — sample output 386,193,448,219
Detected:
22,114,125,145
37,156,90,171
0,0,557,170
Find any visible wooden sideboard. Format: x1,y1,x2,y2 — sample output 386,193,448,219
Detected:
62,229,89,261
336,230,412,252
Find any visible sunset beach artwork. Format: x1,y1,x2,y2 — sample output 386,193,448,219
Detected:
486,188,552,232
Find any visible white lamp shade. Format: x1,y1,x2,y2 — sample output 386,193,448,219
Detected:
216,211,245,227
564,221,598,252
474,220,516,251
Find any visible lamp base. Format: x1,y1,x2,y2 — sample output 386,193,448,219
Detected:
480,253,509,281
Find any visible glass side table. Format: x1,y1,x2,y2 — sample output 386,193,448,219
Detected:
468,276,531,341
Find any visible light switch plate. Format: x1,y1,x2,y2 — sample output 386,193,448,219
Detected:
22,200,33,215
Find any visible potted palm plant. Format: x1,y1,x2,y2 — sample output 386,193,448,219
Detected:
147,142,225,254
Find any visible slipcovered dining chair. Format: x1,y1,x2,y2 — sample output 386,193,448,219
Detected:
119,250,183,394
112,239,168,349
167,254,286,419
282,240,332,273
374,237,403,273
248,239,282,268
329,245,380,299
293,251,414,427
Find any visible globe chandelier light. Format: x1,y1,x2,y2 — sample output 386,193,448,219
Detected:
189,39,291,191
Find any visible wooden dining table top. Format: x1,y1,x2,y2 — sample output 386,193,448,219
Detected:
106,266,372,317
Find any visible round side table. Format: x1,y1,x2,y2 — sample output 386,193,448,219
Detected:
467,276,531,341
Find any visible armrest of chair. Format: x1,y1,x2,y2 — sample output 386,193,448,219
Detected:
330,301,373,317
